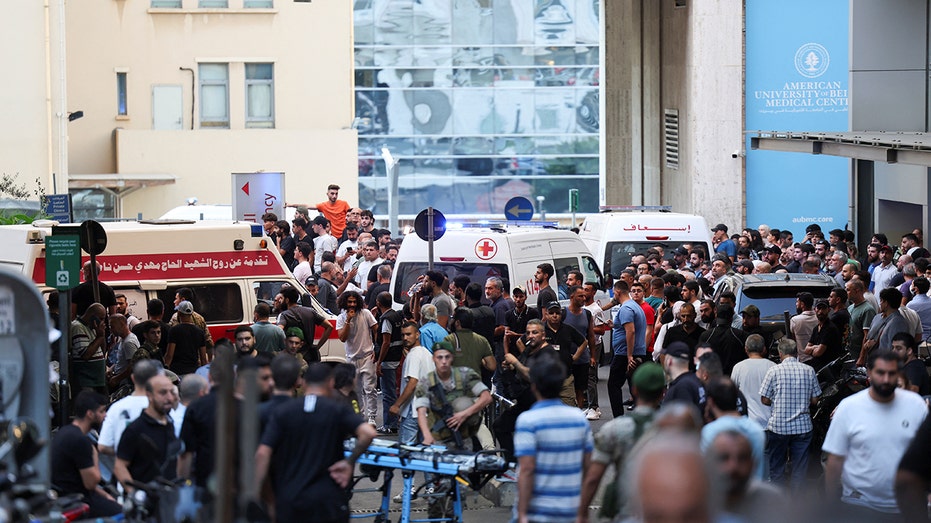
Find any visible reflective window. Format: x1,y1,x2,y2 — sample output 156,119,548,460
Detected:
354,0,601,215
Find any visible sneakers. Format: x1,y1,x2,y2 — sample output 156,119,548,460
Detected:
376,426,397,435
367,418,377,427
393,485,416,504
585,407,602,420
392,484,434,503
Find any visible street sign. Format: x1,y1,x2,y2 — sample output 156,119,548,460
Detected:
44,235,80,290
232,172,285,224
44,194,73,223
414,208,446,242
79,220,108,256
504,196,534,221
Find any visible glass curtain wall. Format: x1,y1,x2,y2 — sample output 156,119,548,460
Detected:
354,0,601,216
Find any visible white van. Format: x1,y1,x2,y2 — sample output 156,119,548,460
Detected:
0,220,345,363
389,223,605,309
578,208,714,277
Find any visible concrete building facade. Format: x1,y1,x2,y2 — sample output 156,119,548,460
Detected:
3,0,358,220
602,0,745,229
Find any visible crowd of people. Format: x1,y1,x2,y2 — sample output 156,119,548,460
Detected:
47,190,931,523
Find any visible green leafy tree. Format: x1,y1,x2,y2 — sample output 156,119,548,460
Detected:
0,174,47,225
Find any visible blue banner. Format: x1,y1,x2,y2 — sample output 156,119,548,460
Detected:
745,0,850,234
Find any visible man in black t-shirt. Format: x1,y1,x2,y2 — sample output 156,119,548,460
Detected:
804,301,843,372
276,286,332,363
375,292,404,434
497,319,564,461
660,342,704,410
50,391,121,518
542,301,585,378
255,364,376,523
72,261,117,318
115,374,180,491
534,263,558,312
892,332,931,395
165,300,206,375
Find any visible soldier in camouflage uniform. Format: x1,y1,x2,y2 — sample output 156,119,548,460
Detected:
412,342,492,519
577,362,667,522
413,342,492,450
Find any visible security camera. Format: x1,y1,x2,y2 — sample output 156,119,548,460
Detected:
731,150,743,159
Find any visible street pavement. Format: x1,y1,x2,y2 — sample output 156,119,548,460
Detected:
347,364,623,521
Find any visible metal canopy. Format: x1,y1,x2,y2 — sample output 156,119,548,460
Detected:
68,173,176,191
750,131,931,167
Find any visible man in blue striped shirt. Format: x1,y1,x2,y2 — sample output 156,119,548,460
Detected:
514,354,593,523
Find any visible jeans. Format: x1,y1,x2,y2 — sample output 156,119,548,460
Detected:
380,361,400,429
398,414,420,445
765,430,812,491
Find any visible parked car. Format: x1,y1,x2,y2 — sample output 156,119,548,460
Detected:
712,273,841,341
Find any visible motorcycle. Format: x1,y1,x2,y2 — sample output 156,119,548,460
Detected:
810,355,869,472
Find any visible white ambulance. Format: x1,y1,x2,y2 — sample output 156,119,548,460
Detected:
578,207,714,278
0,220,344,363
389,222,605,309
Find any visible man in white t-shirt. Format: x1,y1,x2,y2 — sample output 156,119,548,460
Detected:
335,224,361,272
729,334,776,428
389,322,436,445
96,360,161,480
354,241,383,292
292,241,314,286
311,216,338,273
336,291,378,425
823,350,928,519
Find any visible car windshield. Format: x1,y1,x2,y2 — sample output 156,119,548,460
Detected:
739,286,835,320
393,262,510,304
604,241,712,277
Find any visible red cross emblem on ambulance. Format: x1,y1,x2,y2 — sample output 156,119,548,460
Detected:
475,238,498,260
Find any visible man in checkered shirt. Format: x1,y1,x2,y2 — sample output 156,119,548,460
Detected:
759,337,821,490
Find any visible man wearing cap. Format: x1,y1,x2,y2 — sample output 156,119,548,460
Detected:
283,328,308,374
311,216,338,273
578,363,665,522
872,244,898,294
698,303,748,376
739,305,770,348
661,341,704,410
761,245,786,272
541,299,586,407
712,224,736,262
164,300,207,376
670,247,689,271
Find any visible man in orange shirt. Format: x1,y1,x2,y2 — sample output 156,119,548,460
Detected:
289,184,351,239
